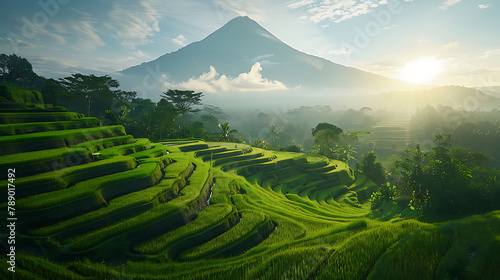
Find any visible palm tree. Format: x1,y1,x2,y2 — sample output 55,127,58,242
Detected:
269,125,280,147
219,122,231,142
218,122,237,142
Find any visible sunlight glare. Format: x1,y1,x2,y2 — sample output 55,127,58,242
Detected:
400,57,444,84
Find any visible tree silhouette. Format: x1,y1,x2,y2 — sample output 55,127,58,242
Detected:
59,74,119,117
269,125,280,147
0,54,8,81
160,89,203,138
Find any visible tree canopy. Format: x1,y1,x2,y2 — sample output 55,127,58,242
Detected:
161,89,203,137
58,74,120,117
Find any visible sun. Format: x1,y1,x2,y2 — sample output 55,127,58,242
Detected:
400,56,444,84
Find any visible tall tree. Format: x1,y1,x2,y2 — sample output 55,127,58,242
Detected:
396,134,474,214
59,74,119,117
269,125,280,147
0,54,44,89
219,122,238,142
160,89,203,138
0,54,8,81
155,99,177,140
357,151,386,185
312,122,344,146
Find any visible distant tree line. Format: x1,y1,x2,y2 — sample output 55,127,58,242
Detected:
1,53,214,141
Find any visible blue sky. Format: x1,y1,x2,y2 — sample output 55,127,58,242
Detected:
0,0,499,87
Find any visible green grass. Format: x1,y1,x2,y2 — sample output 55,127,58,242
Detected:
0,125,126,155
0,84,43,103
95,138,151,158
133,204,234,254
0,253,86,280
14,161,159,211
182,210,266,259
2,110,499,280
72,135,134,152
0,155,136,200
0,111,84,124
0,147,92,178
0,117,101,136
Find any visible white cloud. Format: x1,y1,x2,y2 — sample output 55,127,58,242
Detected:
172,35,187,47
480,49,500,59
329,48,351,55
162,62,287,93
234,10,248,17
105,0,161,49
290,0,395,23
0,36,36,50
286,0,316,9
439,0,462,10
478,4,490,9
209,0,268,23
440,41,459,51
133,50,148,58
381,24,397,30
71,21,105,50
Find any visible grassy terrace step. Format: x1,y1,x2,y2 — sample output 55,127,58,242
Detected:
14,161,163,226
31,175,176,240
212,152,264,167
0,147,92,179
129,144,169,160
209,171,242,205
303,160,329,170
262,164,305,182
95,138,152,159
305,163,337,174
178,142,209,152
64,161,214,252
0,253,86,280
0,118,101,136
284,178,324,195
28,157,178,238
133,204,235,254
72,135,135,153
194,147,228,157
181,211,267,260
0,125,126,155
222,157,274,172
315,222,417,279
0,102,60,110
201,150,244,161
0,156,137,201
349,172,378,201
0,112,84,124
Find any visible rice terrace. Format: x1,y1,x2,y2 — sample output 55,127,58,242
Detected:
2,1,500,279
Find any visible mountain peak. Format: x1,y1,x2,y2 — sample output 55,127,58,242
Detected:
120,15,406,102
203,16,280,44
225,15,256,25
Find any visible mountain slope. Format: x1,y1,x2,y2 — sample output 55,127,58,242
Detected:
119,16,405,100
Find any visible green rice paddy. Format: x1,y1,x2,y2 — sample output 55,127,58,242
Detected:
1,105,499,280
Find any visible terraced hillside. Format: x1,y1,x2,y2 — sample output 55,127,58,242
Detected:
363,120,412,151
1,102,500,279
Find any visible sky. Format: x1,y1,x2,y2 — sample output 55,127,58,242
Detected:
0,0,499,88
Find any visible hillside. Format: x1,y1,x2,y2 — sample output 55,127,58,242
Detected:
118,16,406,101
1,99,500,279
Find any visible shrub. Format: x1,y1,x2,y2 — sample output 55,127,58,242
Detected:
370,183,396,210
